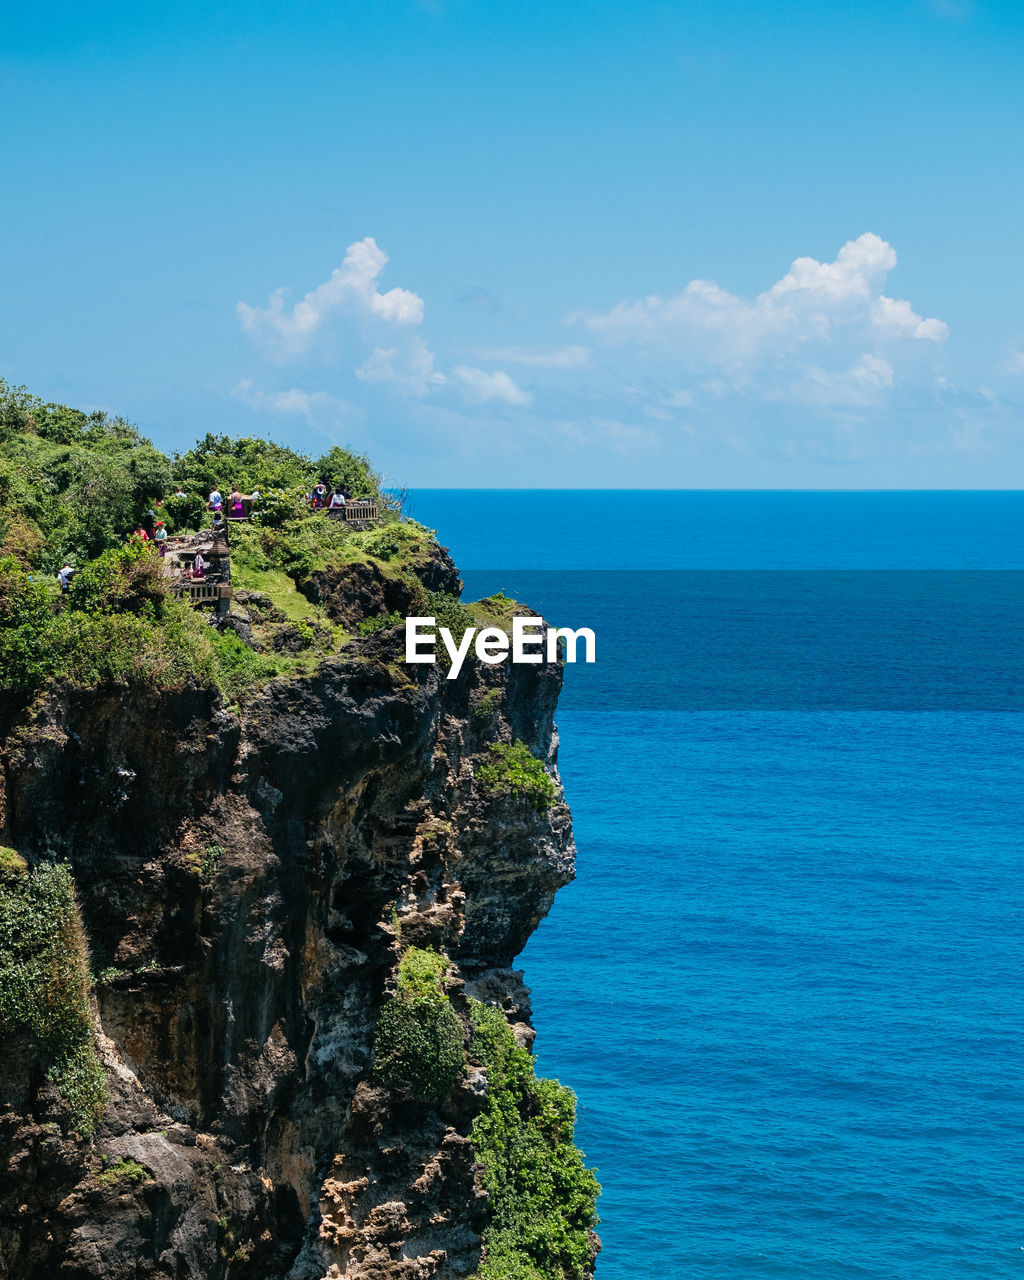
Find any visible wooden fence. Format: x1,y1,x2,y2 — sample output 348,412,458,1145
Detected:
326,501,379,522
171,581,233,604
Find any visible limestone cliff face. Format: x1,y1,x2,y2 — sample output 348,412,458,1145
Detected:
0,568,581,1279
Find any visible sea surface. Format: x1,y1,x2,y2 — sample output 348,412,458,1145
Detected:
406,491,1024,1280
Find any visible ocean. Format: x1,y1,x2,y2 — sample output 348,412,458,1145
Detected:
407,491,1024,1280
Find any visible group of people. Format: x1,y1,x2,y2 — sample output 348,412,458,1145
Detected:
206,485,258,521
132,510,169,554
309,481,353,510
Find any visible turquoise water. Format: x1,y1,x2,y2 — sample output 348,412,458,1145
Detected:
409,491,1024,1280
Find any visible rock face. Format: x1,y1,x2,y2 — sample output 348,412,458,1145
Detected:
0,605,579,1279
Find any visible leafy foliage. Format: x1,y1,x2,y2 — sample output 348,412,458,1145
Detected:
97,1157,151,1186
469,1001,600,1280
0,378,436,702
423,589,475,634
357,610,404,636
171,434,381,513
474,688,504,719
0,861,107,1135
373,947,465,1100
0,378,171,571
0,556,217,697
66,541,168,617
477,741,557,811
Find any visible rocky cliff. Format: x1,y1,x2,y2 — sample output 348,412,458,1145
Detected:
0,553,597,1279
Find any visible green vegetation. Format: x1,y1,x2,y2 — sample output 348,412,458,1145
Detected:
0,846,28,879
209,628,284,703
469,1001,600,1280
357,610,404,636
477,741,557,812
0,861,107,1135
373,947,465,1100
0,378,445,702
474,688,504,719
186,844,224,881
97,1157,151,1186
0,551,218,697
0,379,171,571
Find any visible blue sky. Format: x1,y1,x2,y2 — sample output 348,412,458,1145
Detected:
2,0,1023,487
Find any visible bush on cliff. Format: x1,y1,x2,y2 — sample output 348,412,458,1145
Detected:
468,1001,599,1280
66,541,169,617
171,434,380,511
373,947,465,1101
477,741,557,812
0,554,217,696
0,860,107,1135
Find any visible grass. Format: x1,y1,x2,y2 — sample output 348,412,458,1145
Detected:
467,592,524,629
229,564,325,623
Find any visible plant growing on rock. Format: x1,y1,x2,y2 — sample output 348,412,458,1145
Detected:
373,947,465,1101
468,1001,600,1280
0,861,107,1135
477,741,557,812
97,1157,151,1186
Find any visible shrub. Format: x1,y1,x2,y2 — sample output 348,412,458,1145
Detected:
422,589,474,635
186,845,224,881
97,1157,151,1186
469,1001,600,1280
66,541,168,617
477,741,557,812
0,862,107,1135
474,688,503,719
373,947,464,1100
357,610,404,636
362,524,420,562
313,445,380,501
0,598,217,697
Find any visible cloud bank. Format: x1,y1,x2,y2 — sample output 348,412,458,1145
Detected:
575,234,947,371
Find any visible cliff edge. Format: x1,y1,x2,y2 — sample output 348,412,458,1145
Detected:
0,396,599,1280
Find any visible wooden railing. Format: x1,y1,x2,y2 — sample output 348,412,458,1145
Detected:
171,581,233,604
325,501,379,522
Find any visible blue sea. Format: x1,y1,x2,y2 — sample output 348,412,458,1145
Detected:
407,492,1024,1280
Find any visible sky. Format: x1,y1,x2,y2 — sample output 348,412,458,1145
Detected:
2,0,1023,488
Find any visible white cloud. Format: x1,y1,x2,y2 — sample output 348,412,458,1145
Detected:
766,354,896,410
474,344,591,369
574,233,947,372
232,379,343,414
453,366,532,406
356,336,446,397
238,237,424,356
